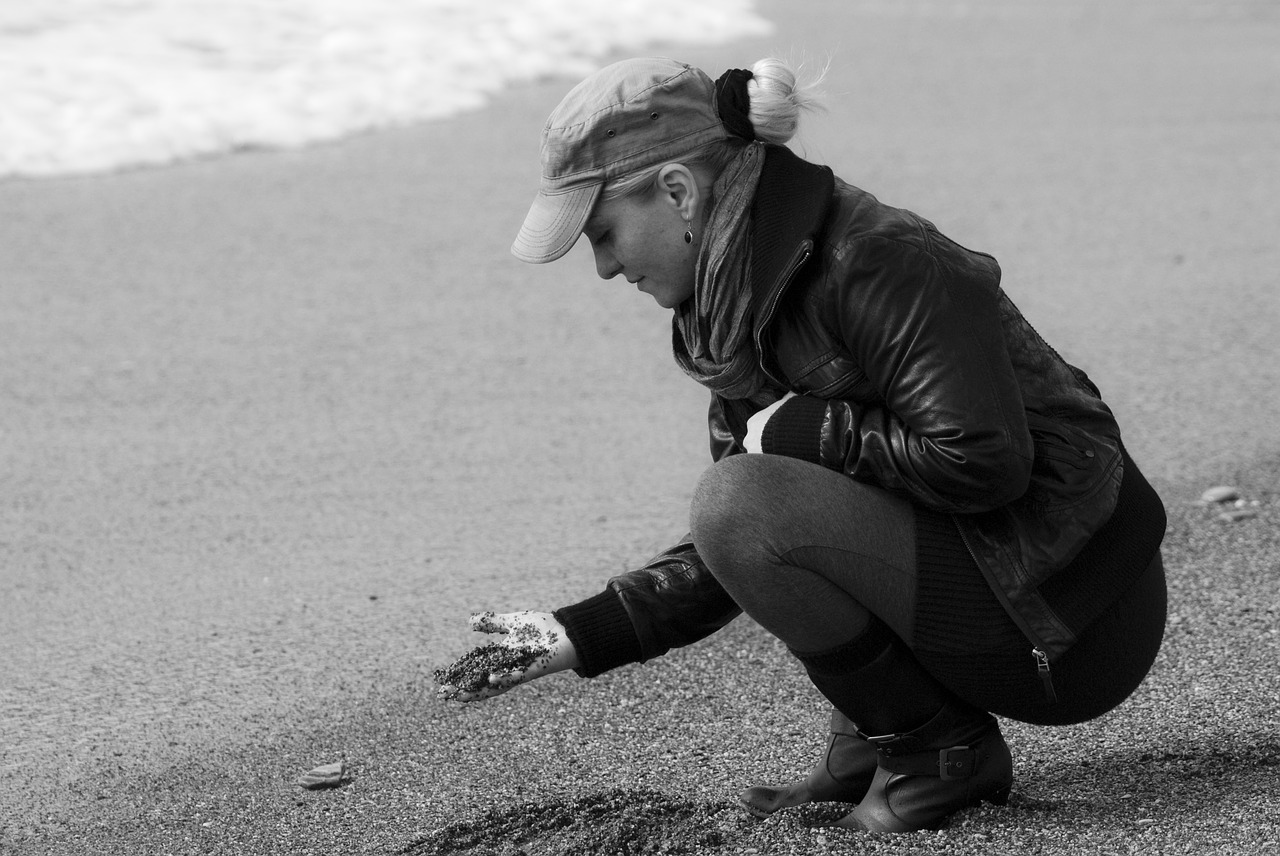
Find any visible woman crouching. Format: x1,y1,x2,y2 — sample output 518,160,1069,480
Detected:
437,56,1167,833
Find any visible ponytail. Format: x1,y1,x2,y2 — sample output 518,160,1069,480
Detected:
601,56,824,200
743,57,824,145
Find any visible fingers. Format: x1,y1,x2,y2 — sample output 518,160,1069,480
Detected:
469,611,509,634
436,625,547,702
469,610,543,634
438,611,559,703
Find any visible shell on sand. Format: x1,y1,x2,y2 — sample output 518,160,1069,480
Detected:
296,761,345,790
1199,485,1241,504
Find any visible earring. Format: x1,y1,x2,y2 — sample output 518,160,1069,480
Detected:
683,219,693,244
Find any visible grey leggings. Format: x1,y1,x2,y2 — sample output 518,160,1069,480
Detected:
690,454,921,654
689,453,1167,724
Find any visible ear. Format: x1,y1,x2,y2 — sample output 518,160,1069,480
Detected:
654,164,703,221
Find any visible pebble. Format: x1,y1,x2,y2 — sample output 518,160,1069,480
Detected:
1217,509,1258,523
296,761,345,790
1199,485,1241,504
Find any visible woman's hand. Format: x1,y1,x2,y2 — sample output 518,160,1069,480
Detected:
435,611,581,702
743,392,796,453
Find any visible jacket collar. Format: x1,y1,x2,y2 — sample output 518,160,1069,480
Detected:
748,144,836,342
748,145,836,320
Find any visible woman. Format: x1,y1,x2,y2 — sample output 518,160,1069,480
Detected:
436,57,1167,833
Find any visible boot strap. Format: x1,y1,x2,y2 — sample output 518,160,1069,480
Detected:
855,701,994,758
870,744,980,780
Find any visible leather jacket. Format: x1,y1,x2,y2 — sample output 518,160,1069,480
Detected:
559,145,1126,682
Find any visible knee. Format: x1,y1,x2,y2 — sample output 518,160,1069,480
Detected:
691,457,745,533
690,456,768,572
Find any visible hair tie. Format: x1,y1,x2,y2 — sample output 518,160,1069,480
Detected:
714,68,756,141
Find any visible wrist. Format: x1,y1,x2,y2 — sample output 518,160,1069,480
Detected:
760,395,828,464
553,589,644,678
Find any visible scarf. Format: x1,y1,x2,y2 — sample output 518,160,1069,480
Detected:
672,142,772,402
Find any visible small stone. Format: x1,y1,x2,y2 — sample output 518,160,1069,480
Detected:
1217,509,1257,523
1200,485,1240,504
296,761,345,790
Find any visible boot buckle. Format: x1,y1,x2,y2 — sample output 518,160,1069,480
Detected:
938,745,978,780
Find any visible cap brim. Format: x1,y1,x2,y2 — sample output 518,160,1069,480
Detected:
511,183,601,264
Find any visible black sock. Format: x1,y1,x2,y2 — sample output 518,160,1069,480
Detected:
792,618,959,736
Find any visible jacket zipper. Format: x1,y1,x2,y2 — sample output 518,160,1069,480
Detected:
955,520,1062,705
754,241,813,387
1033,647,1059,704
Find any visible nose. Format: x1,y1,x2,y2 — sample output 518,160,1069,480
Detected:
592,243,622,280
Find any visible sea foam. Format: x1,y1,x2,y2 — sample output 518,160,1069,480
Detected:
0,0,772,179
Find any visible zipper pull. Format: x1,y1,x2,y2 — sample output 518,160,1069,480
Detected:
1033,647,1059,704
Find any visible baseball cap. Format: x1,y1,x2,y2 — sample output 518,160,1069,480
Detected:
511,58,730,264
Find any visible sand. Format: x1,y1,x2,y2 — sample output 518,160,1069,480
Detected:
2,1,1278,854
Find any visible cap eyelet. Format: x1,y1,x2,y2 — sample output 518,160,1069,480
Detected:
650,112,660,120
606,129,616,137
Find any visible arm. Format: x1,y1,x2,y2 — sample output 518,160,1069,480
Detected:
553,535,741,677
437,539,741,702
758,234,1033,513
438,406,746,701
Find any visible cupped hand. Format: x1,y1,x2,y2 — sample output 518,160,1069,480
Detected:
435,611,581,702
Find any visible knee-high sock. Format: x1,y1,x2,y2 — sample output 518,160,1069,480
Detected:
791,618,975,737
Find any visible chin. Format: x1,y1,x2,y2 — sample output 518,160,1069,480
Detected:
651,288,694,310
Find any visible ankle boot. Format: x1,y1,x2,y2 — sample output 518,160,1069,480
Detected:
790,624,1013,832
835,700,1013,832
739,709,877,818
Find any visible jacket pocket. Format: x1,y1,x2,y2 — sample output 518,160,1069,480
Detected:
1022,410,1108,512
1010,409,1124,577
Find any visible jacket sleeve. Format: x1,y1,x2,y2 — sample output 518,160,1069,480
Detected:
760,233,1033,513
552,536,742,677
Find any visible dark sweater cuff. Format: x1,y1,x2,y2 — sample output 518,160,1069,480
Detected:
552,588,645,678
760,395,828,464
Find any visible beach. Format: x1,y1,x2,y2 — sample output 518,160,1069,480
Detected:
0,0,769,178
2,1,1278,853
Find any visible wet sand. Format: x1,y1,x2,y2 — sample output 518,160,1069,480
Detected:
2,1,1278,853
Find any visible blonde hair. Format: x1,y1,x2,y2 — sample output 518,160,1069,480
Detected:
602,56,824,201
744,56,824,144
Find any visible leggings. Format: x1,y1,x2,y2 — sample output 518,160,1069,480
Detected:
689,453,1167,725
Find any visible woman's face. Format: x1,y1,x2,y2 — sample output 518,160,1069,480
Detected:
582,181,700,310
